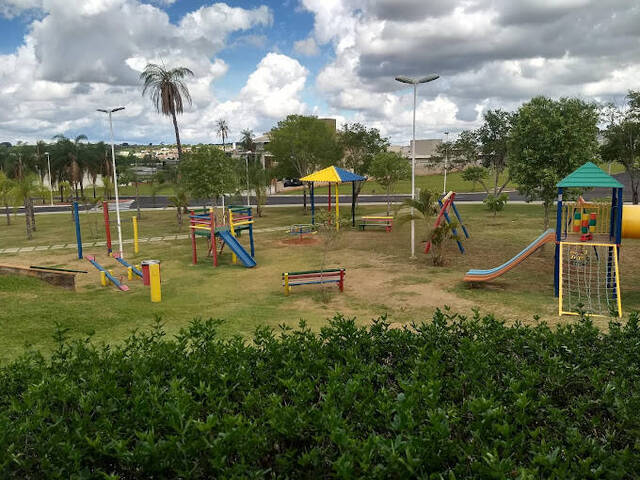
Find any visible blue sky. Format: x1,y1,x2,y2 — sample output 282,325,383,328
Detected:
0,0,638,145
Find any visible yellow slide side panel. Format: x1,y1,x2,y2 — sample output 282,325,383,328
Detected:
622,205,640,239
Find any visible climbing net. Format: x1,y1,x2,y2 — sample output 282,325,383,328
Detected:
559,242,622,317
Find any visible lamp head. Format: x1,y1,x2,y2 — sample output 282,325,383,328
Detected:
395,76,416,85
418,74,439,83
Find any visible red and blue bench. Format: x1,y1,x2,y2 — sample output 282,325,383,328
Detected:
282,268,345,295
358,216,393,232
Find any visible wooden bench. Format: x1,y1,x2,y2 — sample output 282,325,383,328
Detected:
358,216,393,232
282,268,345,295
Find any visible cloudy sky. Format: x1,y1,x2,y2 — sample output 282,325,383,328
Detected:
0,0,638,145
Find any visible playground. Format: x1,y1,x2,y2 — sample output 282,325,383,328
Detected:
2,189,640,361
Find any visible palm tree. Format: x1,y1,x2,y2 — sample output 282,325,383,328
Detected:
13,174,38,239
217,119,230,151
395,189,440,246
140,64,194,160
0,172,14,225
240,129,255,153
168,188,189,229
74,134,88,197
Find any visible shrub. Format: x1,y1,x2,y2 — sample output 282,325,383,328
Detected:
484,192,509,216
2,311,640,477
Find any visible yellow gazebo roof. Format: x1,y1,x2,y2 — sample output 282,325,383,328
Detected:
300,166,366,183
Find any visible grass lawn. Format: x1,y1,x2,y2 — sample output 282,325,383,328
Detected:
1,202,639,363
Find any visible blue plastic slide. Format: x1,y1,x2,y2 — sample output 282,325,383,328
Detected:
217,229,257,268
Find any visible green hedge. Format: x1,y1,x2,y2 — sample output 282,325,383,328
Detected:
2,310,640,478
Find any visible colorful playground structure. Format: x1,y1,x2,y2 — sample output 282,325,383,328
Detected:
72,201,139,260
85,255,129,292
425,191,469,254
287,224,317,242
300,166,367,230
464,162,640,317
189,206,256,268
103,201,139,256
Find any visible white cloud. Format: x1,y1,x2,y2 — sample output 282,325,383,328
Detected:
293,37,319,56
0,1,288,144
300,0,640,142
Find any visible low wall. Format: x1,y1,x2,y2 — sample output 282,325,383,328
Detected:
0,264,76,290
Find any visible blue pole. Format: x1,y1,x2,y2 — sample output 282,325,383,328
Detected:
310,182,315,225
73,201,82,259
609,188,616,242
616,187,623,247
450,201,469,238
249,207,255,257
437,198,464,254
554,188,563,297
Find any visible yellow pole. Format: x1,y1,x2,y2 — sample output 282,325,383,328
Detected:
150,263,161,303
613,245,622,317
132,216,139,255
558,243,563,316
335,182,340,231
284,272,289,295
127,266,133,281
100,271,107,287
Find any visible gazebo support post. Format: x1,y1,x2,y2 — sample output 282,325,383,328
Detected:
328,183,331,225
351,181,356,227
310,182,315,225
336,182,340,231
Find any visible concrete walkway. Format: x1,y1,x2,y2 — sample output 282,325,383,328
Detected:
0,226,289,256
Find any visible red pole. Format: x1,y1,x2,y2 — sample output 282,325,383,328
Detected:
328,183,331,225
210,210,218,267
339,269,344,292
190,211,197,265
102,201,112,254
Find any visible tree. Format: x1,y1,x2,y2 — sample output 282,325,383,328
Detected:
13,173,38,240
239,129,255,153
140,64,194,160
246,161,271,217
477,109,515,196
179,146,237,209
217,119,230,151
600,91,640,204
453,130,479,166
461,166,490,193
369,151,411,215
428,221,460,266
395,189,440,249
338,122,389,211
509,96,599,229
0,172,13,225
168,188,189,229
267,115,342,210
483,193,509,217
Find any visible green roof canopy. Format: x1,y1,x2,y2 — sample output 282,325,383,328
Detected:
557,162,623,188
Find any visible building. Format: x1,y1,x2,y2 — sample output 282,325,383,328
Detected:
390,139,443,173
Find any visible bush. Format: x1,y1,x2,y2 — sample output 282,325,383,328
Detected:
2,311,640,478
484,192,509,216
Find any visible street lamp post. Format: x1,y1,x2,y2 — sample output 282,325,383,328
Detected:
45,152,53,206
443,131,449,194
395,74,439,258
97,107,125,259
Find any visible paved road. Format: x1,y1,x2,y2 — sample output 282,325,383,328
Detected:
20,172,637,214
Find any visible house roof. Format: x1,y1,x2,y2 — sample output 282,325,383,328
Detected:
557,162,623,188
300,166,366,183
